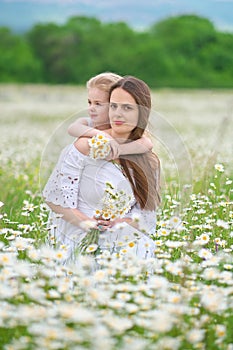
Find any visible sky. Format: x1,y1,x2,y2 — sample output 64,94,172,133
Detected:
0,0,233,33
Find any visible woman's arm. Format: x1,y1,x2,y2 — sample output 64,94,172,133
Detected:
47,202,114,231
46,201,98,228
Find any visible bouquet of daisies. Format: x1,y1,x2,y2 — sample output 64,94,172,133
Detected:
78,182,134,255
95,182,133,221
88,134,111,159
78,134,134,255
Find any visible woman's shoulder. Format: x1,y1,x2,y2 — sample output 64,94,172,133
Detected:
74,137,90,156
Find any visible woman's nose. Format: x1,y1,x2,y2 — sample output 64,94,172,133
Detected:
115,105,123,116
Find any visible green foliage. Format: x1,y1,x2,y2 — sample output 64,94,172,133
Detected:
0,27,42,82
1,14,233,87
150,15,217,54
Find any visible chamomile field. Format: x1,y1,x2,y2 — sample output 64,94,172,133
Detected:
0,84,232,350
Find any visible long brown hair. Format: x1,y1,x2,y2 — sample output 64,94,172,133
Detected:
109,76,161,211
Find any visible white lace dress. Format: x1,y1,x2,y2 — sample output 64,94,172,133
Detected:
43,143,157,261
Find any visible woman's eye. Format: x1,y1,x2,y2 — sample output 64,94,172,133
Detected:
124,105,133,111
110,103,117,110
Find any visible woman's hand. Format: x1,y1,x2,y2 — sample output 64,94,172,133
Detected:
111,217,133,226
95,216,140,231
96,217,137,231
95,218,113,231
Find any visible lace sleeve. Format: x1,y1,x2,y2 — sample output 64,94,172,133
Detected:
42,144,85,208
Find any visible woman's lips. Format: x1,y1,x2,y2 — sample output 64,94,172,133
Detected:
114,121,124,125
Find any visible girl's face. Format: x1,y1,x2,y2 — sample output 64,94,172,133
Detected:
109,87,139,140
87,87,110,129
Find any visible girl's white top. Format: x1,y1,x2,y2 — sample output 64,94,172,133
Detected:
43,143,157,260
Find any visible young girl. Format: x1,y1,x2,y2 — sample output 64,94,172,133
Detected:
67,72,153,159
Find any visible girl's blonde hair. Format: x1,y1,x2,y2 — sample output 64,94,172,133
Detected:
86,72,122,92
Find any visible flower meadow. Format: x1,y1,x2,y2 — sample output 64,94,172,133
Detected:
0,85,232,350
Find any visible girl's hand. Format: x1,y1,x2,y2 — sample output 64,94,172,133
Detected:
98,131,120,160
108,139,120,160
102,138,120,160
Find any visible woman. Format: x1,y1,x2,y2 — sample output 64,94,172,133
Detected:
43,76,160,261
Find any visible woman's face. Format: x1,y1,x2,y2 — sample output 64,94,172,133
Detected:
109,87,139,139
87,87,110,129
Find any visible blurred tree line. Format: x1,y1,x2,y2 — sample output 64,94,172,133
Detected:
0,14,232,88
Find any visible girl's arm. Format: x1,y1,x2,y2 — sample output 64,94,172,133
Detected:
69,119,153,158
67,117,101,138
115,135,153,158
68,119,119,156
